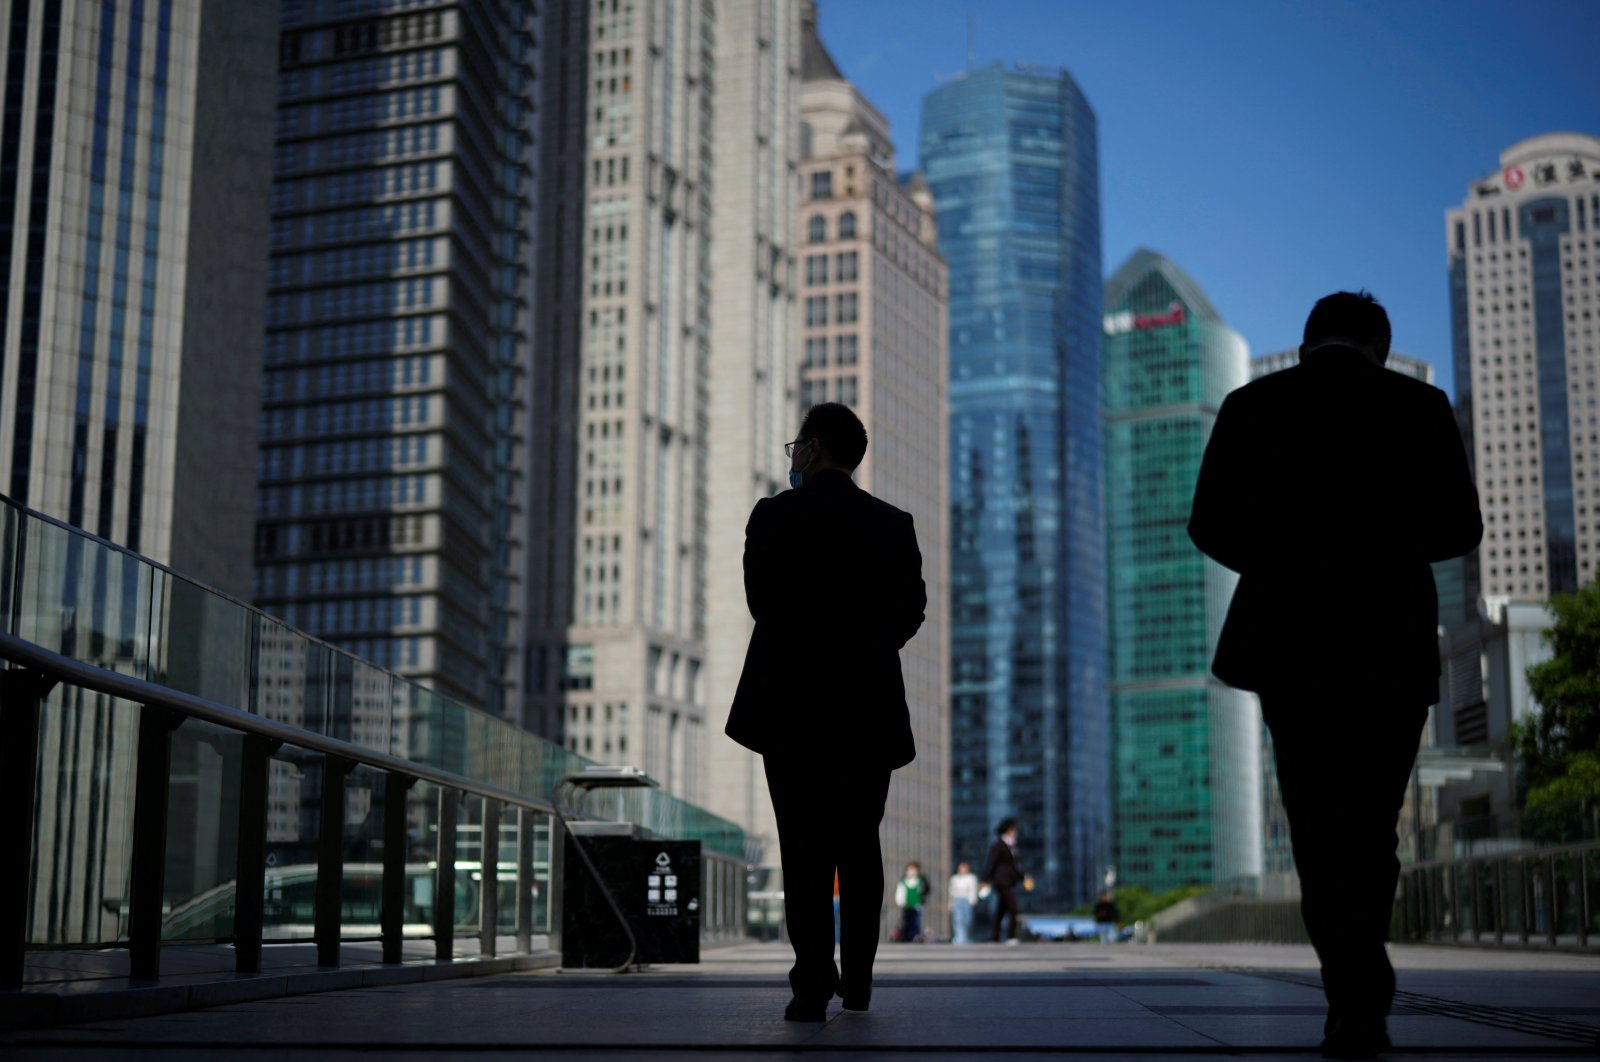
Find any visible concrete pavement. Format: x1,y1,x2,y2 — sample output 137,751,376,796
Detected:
2,940,1598,1059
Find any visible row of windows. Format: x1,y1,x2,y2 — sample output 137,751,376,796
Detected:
259,431,432,479
256,514,429,559
804,293,858,326
270,239,440,289
280,10,445,67
256,554,427,599
804,251,858,285
261,394,433,440
276,86,445,139
259,472,432,518
279,47,444,105
264,355,435,404
273,161,440,213
806,211,858,243
800,375,858,409
267,277,437,325
289,594,427,637
267,315,439,364
271,200,440,251
802,333,858,368
274,123,442,178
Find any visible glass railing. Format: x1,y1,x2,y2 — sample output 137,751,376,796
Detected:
1,494,744,954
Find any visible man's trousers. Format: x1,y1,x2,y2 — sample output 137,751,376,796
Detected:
1261,693,1426,1023
764,755,892,1002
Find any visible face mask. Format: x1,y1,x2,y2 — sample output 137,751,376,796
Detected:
788,469,804,490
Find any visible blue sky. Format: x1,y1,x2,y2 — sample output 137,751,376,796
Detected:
813,0,1600,398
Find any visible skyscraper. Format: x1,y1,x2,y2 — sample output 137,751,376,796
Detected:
255,1,538,712
527,1,802,804
1104,249,1258,893
921,62,1109,907
1448,132,1600,606
0,0,275,594
702,1,951,907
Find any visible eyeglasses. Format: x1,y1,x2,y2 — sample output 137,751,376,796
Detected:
784,438,810,458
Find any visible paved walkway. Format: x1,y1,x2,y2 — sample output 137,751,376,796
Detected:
3,941,1599,1059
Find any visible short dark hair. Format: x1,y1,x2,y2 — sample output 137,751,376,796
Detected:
798,402,868,470
996,817,1017,836
1302,290,1391,362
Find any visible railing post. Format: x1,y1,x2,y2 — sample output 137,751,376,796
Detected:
1470,859,1483,943
479,799,500,959
514,806,534,954
1493,858,1505,945
315,754,353,967
234,735,279,973
130,705,182,981
382,771,417,965
1521,858,1532,945
1547,854,1559,947
1579,850,1590,950
0,668,56,989
435,787,458,961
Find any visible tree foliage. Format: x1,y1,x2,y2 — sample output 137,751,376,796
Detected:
1513,579,1600,839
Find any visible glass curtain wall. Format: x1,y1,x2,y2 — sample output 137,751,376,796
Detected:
921,64,1109,907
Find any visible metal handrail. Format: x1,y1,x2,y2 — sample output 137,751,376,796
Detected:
1404,837,1600,873
0,630,556,815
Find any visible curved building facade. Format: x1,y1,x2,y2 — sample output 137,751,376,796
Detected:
921,63,1108,907
1448,132,1600,605
1103,249,1259,892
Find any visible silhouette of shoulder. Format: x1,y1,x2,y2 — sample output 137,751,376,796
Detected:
756,478,913,524
1224,359,1447,411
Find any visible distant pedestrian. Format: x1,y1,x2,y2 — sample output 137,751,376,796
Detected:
983,818,1033,943
1093,890,1119,943
1188,291,1481,1060
893,862,928,942
948,861,979,944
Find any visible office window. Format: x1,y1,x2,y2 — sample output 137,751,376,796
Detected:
810,171,833,200
835,292,858,324
839,211,857,239
836,333,858,365
806,296,828,327
807,214,827,243
806,254,827,285
836,250,858,281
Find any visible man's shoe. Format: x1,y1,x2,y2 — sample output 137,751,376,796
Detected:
783,996,829,1022
838,986,870,1012
1320,1014,1391,1060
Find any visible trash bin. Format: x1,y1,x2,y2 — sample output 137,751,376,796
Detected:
561,822,701,969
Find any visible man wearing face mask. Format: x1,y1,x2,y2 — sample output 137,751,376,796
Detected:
726,402,927,1022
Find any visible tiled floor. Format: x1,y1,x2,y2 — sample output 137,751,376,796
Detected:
2,941,1597,1059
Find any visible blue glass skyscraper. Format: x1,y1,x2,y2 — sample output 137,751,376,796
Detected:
921,63,1108,907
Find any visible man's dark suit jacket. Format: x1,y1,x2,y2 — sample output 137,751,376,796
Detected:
726,468,926,769
1188,348,1483,704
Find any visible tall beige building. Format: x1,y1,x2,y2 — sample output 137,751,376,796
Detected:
705,1,952,928
528,1,802,809
1449,132,1600,605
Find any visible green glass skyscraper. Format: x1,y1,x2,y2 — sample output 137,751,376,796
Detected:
1103,249,1260,892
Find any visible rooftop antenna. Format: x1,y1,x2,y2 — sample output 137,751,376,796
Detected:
966,11,976,71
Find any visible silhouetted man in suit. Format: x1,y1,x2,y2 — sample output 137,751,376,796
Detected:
726,403,926,1022
1189,291,1481,1060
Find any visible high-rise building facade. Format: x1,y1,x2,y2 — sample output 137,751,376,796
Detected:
921,63,1109,907
1448,132,1600,606
527,1,802,805
0,0,275,594
702,2,952,909
1103,249,1258,892
255,0,538,712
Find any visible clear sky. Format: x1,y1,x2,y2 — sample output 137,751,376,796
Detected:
812,0,1600,398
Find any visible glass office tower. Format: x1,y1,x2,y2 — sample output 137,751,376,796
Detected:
921,63,1108,907
255,1,538,714
1104,249,1259,892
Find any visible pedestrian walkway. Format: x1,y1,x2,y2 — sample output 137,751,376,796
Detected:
3,941,1598,1059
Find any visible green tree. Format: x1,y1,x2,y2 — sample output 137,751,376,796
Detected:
1513,579,1600,840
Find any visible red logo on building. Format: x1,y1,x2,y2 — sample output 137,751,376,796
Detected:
1133,301,1186,330
1504,166,1525,190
